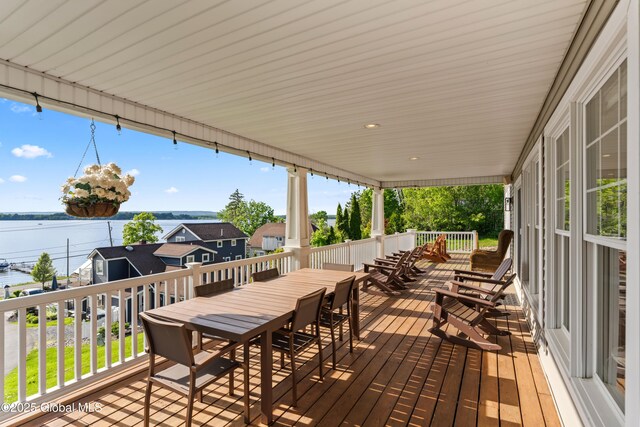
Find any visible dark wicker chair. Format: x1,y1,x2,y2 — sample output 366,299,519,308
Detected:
140,312,249,426
251,267,280,282
319,276,356,369
253,288,326,406
469,230,514,272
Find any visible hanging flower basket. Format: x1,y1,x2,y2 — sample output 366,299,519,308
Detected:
64,201,120,218
61,163,135,218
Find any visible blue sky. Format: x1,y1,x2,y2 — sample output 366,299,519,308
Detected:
0,98,355,215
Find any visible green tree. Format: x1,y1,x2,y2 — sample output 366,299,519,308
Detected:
31,252,56,289
310,210,328,226
122,212,164,245
218,190,279,236
349,194,362,240
335,204,345,241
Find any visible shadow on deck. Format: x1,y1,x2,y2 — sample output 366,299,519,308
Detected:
13,254,560,426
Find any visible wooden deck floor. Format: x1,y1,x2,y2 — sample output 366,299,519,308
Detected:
18,255,560,427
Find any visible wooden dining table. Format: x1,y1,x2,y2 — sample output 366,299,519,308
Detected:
145,268,369,425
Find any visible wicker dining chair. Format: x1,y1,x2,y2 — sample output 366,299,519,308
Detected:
322,263,354,272
251,267,280,282
140,312,249,426
319,275,356,369
253,288,326,406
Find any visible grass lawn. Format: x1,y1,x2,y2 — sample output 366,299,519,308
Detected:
478,237,498,248
4,333,145,403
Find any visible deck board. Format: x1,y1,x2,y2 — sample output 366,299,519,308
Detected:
14,255,560,427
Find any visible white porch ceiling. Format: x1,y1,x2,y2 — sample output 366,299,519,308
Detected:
0,0,587,185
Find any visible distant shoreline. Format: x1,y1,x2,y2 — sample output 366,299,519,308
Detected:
0,212,218,221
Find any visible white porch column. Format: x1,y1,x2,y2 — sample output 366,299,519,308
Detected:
284,167,310,269
371,187,385,258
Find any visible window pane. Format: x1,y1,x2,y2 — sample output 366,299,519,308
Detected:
556,199,565,230
586,142,600,190
586,94,600,143
601,129,618,183
620,61,627,119
596,246,626,409
587,191,599,235
620,182,627,239
601,69,619,132
620,122,627,180
599,186,619,237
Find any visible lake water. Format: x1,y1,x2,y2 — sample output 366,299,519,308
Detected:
0,220,214,286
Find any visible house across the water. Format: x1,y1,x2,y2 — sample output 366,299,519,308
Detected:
248,222,318,256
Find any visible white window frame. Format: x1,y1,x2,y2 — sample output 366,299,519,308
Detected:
231,239,237,246
224,256,231,262
95,259,104,276
186,255,195,263
175,236,185,242
235,255,242,260
217,240,223,248
202,253,210,262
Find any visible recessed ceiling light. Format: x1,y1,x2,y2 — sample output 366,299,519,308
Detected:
603,154,612,158
410,157,419,160
364,123,380,129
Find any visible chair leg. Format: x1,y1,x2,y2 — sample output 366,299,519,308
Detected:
330,324,337,370
197,390,203,403
290,349,298,407
186,388,194,427
317,335,324,381
144,379,152,427
348,318,354,353
339,307,344,341
243,344,250,424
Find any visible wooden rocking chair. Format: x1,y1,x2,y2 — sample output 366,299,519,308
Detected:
362,251,410,294
447,273,517,318
429,284,512,351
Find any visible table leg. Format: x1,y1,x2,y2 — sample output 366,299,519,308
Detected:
260,329,273,425
352,286,360,340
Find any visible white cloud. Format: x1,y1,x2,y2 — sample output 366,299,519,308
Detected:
165,186,178,194
126,168,140,176
0,178,4,184
260,167,270,173
11,144,52,159
9,175,27,183
10,104,32,114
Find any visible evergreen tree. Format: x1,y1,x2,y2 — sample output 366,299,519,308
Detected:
349,194,362,240
32,252,56,290
327,226,337,244
336,203,350,240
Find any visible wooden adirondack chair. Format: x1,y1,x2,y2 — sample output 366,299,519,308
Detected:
374,246,422,282
453,257,512,284
429,284,512,351
423,234,449,263
385,243,428,275
362,251,410,294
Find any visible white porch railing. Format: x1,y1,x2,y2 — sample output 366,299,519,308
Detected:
416,231,478,253
382,232,416,257
309,237,378,271
0,251,295,413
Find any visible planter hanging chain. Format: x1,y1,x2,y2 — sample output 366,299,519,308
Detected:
73,119,102,177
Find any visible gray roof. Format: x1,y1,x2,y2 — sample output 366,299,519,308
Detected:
180,222,248,241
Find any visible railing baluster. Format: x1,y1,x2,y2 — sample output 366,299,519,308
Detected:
89,294,97,374
105,291,112,368
38,303,46,396
57,300,65,388
18,307,26,402
74,297,82,381
118,289,125,364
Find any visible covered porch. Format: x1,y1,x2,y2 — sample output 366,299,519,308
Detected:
10,255,558,427
0,1,639,426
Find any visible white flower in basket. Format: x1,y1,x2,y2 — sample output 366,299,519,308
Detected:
61,162,135,217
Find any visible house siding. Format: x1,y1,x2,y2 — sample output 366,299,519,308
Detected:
92,254,107,284
166,227,199,242
207,239,246,260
